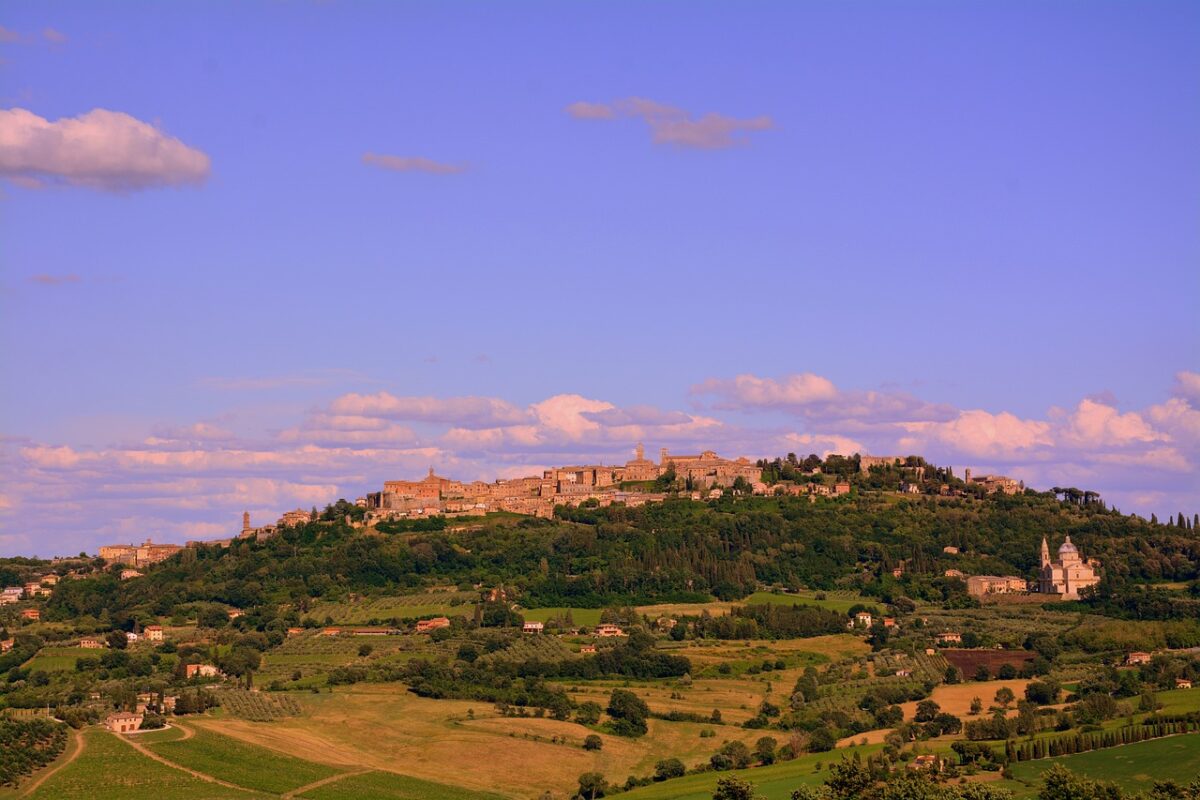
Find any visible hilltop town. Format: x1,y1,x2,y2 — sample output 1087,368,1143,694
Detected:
4,447,1199,800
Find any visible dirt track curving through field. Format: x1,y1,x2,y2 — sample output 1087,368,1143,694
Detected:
20,726,85,798
116,728,268,795
281,768,368,798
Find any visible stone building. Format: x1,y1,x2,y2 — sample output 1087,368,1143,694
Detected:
658,448,761,488
105,712,143,733
964,469,1022,495
1038,535,1101,600
859,455,901,473
966,575,1028,597
99,539,182,567
621,443,660,481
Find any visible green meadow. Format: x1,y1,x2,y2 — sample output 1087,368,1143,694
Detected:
22,647,93,672
147,726,342,794
1000,734,1200,797
298,770,507,800
20,729,253,800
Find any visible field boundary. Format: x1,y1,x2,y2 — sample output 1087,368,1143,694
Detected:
284,768,368,798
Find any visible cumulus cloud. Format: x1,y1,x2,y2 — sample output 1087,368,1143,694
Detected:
0,108,210,191
42,28,66,44
1174,371,1200,404
566,97,773,149
899,411,1055,459
4,375,1198,557
362,152,465,175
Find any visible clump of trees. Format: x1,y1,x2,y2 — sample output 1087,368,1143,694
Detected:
0,718,67,787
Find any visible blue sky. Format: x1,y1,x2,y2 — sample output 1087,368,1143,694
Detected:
1,1,1197,556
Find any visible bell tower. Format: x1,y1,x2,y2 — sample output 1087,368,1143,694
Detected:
1040,536,1051,569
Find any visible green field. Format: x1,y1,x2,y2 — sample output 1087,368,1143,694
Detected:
148,726,342,794
22,729,253,800
1155,687,1200,713
743,591,869,614
305,592,476,624
299,769,506,800
621,744,885,800
1000,734,1200,797
519,607,604,626
22,647,94,672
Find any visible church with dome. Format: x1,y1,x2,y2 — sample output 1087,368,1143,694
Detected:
1037,535,1101,599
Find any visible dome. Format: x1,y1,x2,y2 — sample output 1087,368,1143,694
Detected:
1058,536,1078,555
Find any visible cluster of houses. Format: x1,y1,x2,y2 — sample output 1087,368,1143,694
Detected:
0,575,59,605
848,611,897,632
1125,651,1194,688
521,621,626,638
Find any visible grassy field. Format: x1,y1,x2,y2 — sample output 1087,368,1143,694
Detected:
148,725,342,794
1155,686,1200,713
744,591,869,614
636,591,869,621
620,744,885,800
194,683,815,798
520,607,604,627
999,734,1200,797
298,770,506,800
305,591,477,625
18,728,254,800
22,646,93,672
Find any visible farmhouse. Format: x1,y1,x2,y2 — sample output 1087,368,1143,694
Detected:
1126,652,1152,666
79,637,106,649
580,644,597,654
20,608,40,621
1177,678,1193,690
0,639,13,652
522,621,544,634
126,632,140,643
935,632,962,645
145,625,164,641
105,712,144,733
185,663,221,679
854,611,873,628
907,754,942,772
415,617,451,633
595,623,625,637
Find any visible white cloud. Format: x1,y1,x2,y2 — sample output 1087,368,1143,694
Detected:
566,97,773,149
4,373,1198,557
0,108,210,191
